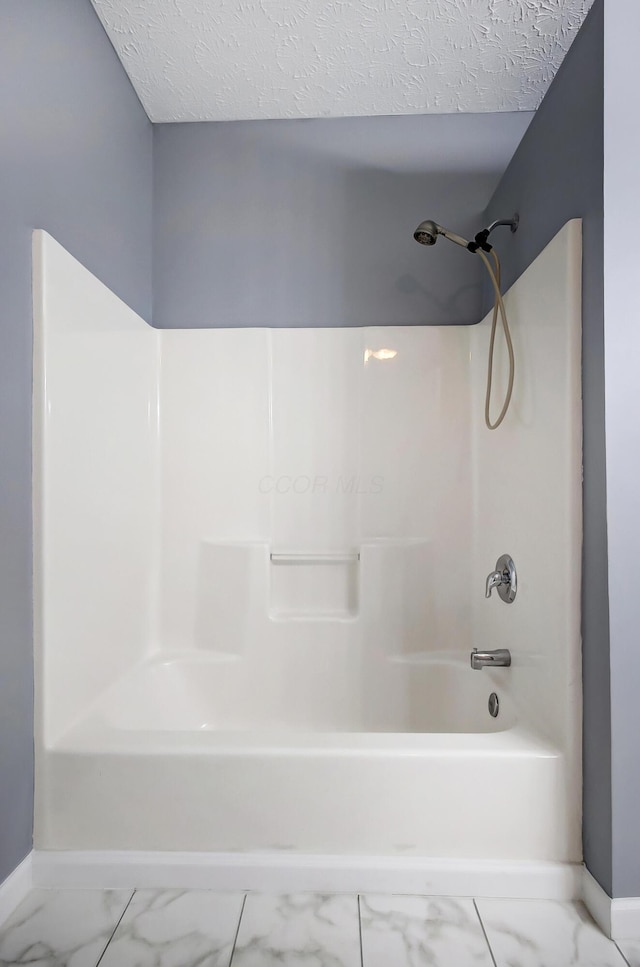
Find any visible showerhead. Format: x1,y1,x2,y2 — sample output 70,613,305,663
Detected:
413,220,471,250
413,220,440,246
413,213,519,253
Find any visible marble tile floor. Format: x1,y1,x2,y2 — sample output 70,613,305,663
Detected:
0,888,636,967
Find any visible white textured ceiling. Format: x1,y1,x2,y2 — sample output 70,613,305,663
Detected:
91,0,595,123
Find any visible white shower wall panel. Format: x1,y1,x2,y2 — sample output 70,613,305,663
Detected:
157,325,472,660
33,232,158,745
158,330,272,652
359,327,473,655
270,328,362,552
470,220,582,759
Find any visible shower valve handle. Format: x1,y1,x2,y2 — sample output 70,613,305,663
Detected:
485,554,517,604
485,570,505,597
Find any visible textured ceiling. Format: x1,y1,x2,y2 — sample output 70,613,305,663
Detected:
91,0,595,123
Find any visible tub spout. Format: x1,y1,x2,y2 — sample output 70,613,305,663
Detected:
471,648,512,670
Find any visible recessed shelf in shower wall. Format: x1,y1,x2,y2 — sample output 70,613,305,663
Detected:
269,550,360,621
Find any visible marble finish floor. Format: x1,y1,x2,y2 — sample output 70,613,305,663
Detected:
0,888,636,966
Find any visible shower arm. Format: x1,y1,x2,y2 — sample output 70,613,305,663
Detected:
469,214,519,253
486,216,519,236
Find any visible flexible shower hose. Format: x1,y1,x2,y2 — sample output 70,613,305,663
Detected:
477,249,515,430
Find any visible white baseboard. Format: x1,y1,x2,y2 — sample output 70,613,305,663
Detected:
582,867,640,940
582,868,612,937
0,853,33,928
610,898,640,942
32,850,581,900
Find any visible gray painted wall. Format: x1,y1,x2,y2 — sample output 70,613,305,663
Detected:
153,113,531,329
603,0,640,901
484,1,609,893
0,0,152,883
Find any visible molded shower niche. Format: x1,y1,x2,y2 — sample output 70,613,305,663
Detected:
33,226,582,868
193,539,433,653
193,541,361,643
269,551,359,620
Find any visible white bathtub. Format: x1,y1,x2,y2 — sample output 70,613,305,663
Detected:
33,227,583,885
36,653,577,865
74,653,516,734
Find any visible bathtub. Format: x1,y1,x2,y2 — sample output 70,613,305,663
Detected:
68,652,518,734
33,225,583,895
36,652,576,865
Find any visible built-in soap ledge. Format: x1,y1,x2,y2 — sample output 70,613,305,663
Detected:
269,549,359,620
270,551,360,564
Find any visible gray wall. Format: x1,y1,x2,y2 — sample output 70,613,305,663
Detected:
484,1,610,893
603,0,640,901
153,113,531,329
0,0,152,883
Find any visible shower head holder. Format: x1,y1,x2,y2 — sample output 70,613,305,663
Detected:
468,214,520,254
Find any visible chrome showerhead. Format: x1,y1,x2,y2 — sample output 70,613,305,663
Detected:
413,219,440,246
413,220,471,250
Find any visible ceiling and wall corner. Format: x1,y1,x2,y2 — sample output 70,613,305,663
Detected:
90,0,595,123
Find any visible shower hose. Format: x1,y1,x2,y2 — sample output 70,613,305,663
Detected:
477,249,515,431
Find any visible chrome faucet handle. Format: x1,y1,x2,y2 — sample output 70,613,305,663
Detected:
485,554,517,604
485,570,504,598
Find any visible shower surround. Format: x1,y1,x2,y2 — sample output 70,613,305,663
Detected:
33,224,582,886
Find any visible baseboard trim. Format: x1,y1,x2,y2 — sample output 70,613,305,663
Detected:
32,850,581,899
582,868,612,937
611,897,640,940
582,867,640,940
0,853,33,928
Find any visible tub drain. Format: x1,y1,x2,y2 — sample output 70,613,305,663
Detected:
488,692,499,718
